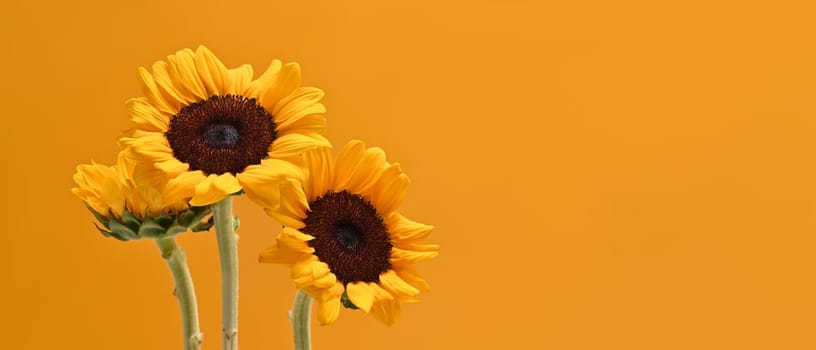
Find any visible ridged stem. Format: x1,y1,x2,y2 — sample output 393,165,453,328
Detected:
290,289,313,350
156,237,203,350
213,196,239,350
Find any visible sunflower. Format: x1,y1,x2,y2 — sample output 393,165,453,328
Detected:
72,153,211,240
119,46,329,206
242,141,438,325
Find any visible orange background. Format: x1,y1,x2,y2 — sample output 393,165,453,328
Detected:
3,0,816,349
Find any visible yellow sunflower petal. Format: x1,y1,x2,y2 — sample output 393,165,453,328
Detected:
311,262,338,288
368,284,401,326
301,285,324,300
260,62,302,111
268,132,331,159
279,113,327,135
346,147,388,194
151,60,192,106
335,139,365,161
73,162,118,204
307,280,344,302
134,142,174,162
101,173,126,217
194,45,229,95
292,258,321,288
167,48,208,100
163,170,206,204
245,59,282,98
138,66,177,115
73,162,126,218
212,173,242,193
333,140,366,190
292,257,336,290
251,176,309,227
394,266,431,292
258,245,306,265
120,131,174,162
264,207,307,229
379,270,420,301
227,64,254,95
315,283,344,325
305,262,332,286
390,247,439,265
154,159,189,176
126,98,168,132
396,242,441,253
274,238,312,256
332,140,390,194
283,226,315,241
273,87,326,130
303,146,333,201
279,178,309,220
188,174,235,206
345,282,376,312
160,50,202,103
245,157,306,181
129,161,168,191
371,167,410,215
238,159,305,209
386,212,434,242
277,227,315,253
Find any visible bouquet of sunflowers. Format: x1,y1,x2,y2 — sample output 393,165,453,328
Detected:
71,46,438,350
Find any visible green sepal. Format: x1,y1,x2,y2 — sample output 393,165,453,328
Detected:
137,220,167,239
94,222,124,241
165,224,189,237
340,291,360,310
107,219,139,241
85,204,109,225
120,210,142,233
154,214,175,229
178,206,212,228
82,204,214,242
191,216,214,232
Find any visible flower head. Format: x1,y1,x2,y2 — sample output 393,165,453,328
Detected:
72,153,212,241
119,46,329,206
243,141,438,325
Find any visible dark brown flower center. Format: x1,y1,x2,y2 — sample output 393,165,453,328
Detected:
165,95,277,175
303,190,392,284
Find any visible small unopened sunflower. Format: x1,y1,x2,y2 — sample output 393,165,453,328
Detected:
72,153,212,241
119,46,329,206
242,141,438,325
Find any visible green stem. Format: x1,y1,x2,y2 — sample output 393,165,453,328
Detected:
213,196,239,350
156,238,203,350
290,289,313,350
